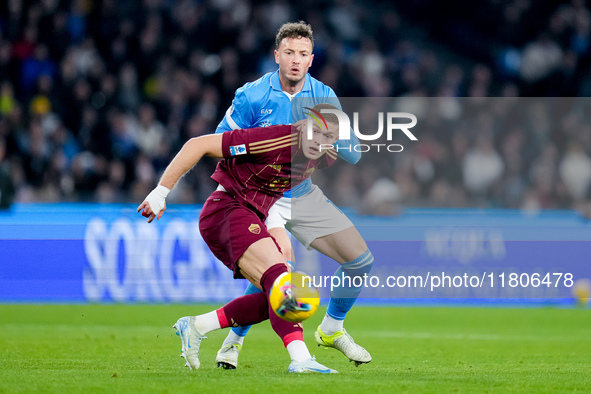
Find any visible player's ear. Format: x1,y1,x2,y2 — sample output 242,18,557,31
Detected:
274,50,279,64
309,53,314,67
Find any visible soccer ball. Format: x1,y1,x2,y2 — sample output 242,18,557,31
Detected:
572,278,591,305
269,271,320,322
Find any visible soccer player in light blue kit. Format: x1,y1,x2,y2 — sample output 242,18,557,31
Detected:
214,21,373,369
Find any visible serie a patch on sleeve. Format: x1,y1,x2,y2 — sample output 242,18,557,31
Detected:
229,144,247,155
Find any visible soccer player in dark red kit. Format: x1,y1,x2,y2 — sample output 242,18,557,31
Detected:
137,104,339,373
215,22,371,370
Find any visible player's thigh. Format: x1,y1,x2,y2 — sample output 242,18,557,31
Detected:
268,227,293,261
266,197,293,260
290,185,354,250
310,226,368,264
238,237,288,288
200,192,286,282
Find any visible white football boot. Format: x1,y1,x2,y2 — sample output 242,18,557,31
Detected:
288,356,338,373
173,316,206,370
315,326,371,366
215,344,242,369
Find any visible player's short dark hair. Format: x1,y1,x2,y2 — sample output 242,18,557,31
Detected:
311,103,339,125
275,21,314,50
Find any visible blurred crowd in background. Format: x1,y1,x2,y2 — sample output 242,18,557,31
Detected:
315,96,591,217
0,0,591,215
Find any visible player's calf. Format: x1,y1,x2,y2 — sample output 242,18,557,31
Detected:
317,250,374,365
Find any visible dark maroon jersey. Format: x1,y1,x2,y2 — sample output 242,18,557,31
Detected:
211,125,337,218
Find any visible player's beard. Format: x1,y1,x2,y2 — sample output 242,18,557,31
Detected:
283,69,305,87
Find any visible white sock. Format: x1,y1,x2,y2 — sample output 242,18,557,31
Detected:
192,311,221,335
320,314,344,335
286,340,311,362
222,330,245,347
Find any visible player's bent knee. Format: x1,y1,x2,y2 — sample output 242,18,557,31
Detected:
331,250,374,299
341,249,374,276
348,231,369,257
238,237,286,282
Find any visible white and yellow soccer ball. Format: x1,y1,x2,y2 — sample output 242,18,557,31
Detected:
269,271,320,322
572,278,591,305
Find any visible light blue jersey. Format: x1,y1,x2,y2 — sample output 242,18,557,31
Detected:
216,70,360,197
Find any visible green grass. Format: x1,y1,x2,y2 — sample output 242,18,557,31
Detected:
0,304,590,393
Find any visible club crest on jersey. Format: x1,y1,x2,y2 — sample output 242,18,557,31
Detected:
248,224,261,234
261,109,273,114
229,144,247,155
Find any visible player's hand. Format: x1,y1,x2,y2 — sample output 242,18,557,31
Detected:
293,119,306,131
137,185,170,223
137,200,166,223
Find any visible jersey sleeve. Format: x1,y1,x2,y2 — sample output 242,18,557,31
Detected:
220,125,292,158
215,86,255,134
326,87,361,165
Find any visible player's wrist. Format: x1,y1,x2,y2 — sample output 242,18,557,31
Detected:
154,184,171,198
145,185,170,214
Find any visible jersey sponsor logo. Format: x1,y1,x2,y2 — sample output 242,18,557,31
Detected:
261,109,273,114
229,144,247,155
248,224,261,234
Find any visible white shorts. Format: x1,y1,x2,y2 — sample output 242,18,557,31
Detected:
265,185,353,249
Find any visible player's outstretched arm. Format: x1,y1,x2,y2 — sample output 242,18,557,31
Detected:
137,134,223,223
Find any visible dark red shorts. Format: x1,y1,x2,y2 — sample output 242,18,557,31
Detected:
199,191,279,279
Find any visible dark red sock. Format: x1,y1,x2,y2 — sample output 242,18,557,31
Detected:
217,262,289,328
260,263,289,293
260,264,304,347
218,292,268,328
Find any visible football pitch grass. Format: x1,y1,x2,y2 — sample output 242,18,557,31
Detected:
1,304,590,393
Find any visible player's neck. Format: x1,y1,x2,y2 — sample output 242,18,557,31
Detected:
279,75,305,95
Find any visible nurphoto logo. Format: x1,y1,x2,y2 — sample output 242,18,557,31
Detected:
305,107,418,153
